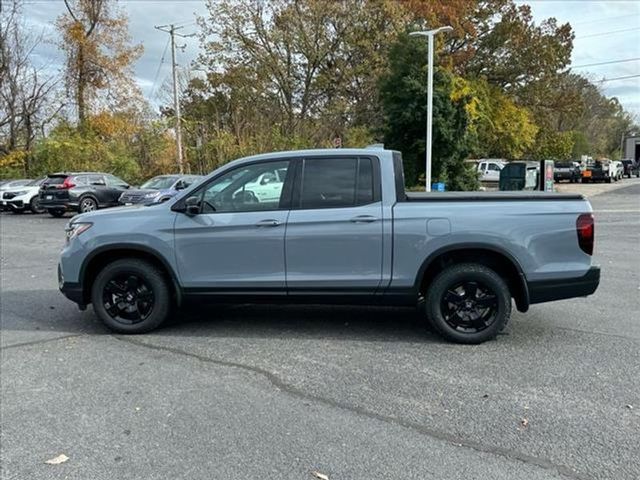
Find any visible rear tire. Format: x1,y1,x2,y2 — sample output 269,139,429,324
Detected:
79,196,98,213
91,258,171,334
48,208,65,218
425,263,511,344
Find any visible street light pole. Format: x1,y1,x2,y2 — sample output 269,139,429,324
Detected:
410,26,453,192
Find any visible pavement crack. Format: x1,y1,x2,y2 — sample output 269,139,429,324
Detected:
1,333,84,350
114,335,590,480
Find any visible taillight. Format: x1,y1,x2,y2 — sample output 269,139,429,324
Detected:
576,213,594,255
60,177,75,189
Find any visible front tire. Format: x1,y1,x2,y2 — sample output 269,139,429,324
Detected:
91,258,171,334
29,196,44,214
425,263,512,344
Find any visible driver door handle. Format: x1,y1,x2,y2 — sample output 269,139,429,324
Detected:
255,219,281,227
350,215,378,223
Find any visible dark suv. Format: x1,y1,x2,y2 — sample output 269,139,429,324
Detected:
39,172,130,217
621,159,639,178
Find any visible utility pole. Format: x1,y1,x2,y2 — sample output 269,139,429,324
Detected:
155,24,190,174
409,26,454,192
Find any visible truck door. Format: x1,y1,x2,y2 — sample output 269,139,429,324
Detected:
173,160,293,290
285,156,383,292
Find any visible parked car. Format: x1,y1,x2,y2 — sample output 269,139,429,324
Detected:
119,174,203,206
476,159,505,182
621,159,640,178
553,162,581,183
1,177,47,214
58,147,600,344
39,172,130,217
0,179,32,191
582,160,623,183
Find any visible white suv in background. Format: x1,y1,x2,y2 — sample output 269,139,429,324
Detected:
0,177,47,214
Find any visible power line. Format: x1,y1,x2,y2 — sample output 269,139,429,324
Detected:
595,74,640,83
575,27,640,40
570,57,640,69
150,37,170,98
572,14,640,26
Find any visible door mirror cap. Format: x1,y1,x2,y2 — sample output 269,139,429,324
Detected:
184,196,200,215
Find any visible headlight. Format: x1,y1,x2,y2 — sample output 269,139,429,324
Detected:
11,190,27,196
144,191,161,198
65,222,92,243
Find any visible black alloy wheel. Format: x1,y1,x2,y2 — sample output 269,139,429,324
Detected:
425,263,511,344
440,281,499,334
102,273,155,325
92,258,171,333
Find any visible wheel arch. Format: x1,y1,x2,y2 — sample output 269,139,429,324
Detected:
415,244,530,312
79,244,182,306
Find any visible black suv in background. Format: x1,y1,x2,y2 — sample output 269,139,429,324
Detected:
39,172,130,217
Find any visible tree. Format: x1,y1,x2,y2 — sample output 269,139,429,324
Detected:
56,0,142,124
379,35,479,190
465,78,538,159
1,0,62,173
195,0,405,140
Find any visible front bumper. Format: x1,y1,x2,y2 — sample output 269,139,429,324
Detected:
528,266,600,304
1,199,25,210
58,263,86,307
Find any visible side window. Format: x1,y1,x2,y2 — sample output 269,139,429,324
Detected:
488,163,501,171
200,161,290,213
299,157,375,209
74,175,89,186
88,175,106,185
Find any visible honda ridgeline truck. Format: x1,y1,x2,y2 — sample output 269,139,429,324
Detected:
58,148,600,344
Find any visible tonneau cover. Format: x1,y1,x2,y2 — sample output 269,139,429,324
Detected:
404,191,585,202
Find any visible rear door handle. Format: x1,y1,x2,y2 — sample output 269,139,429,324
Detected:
255,219,281,227
350,215,378,223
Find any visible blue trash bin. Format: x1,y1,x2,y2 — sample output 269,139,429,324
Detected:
431,182,446,192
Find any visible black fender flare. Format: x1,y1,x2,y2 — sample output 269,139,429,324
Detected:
79,243,183,306
412,242,530,312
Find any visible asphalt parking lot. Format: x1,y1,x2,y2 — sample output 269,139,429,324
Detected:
1,180,639,480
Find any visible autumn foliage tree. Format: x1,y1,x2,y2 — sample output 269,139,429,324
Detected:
57,0,142,124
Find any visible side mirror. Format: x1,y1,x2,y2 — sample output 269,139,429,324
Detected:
184,196,200,215
175,182,185,190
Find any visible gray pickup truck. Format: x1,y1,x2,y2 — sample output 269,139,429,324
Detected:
58,147,600,343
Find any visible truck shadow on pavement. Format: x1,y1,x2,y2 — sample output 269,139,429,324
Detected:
2,289,440,344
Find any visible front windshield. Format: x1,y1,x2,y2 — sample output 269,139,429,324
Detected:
140,176,178,190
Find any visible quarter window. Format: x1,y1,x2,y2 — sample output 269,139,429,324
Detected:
299,157,375,209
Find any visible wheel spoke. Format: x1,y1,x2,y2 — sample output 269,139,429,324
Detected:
106,280,127,294
444,290,464,305
475,295,497,308
463,282,478,298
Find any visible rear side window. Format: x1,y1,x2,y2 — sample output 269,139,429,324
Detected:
74,175,89,185
299,157,376,209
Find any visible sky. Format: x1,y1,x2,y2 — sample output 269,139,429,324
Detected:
19,0,640,118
